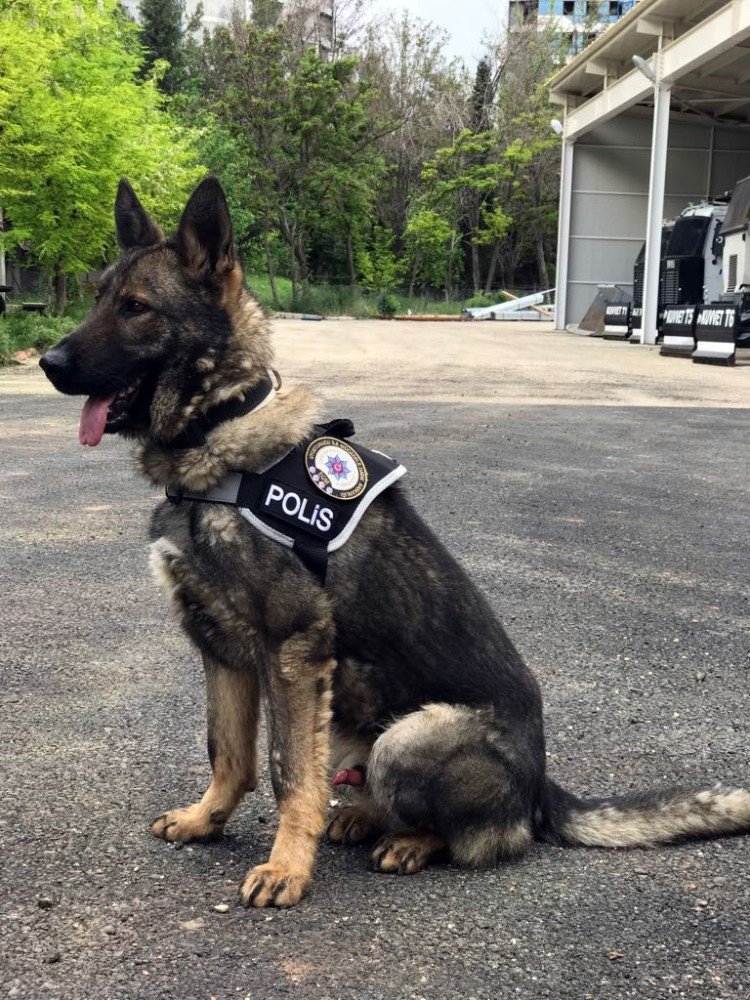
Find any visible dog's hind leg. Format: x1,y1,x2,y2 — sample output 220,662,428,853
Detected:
326,729,383,844
367,703,535,874
151,655,259,843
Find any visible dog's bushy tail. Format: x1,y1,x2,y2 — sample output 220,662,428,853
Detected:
541,780,750,848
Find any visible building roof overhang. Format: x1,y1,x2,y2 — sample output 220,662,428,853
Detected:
550,0,750,140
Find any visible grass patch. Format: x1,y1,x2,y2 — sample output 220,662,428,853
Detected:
244,273,502,318
0,310,77,364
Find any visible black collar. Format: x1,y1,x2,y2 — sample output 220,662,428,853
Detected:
164,373,276,451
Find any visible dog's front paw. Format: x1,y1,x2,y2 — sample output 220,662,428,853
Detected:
150,804,225,843
239,863,309,908
326,805,377,844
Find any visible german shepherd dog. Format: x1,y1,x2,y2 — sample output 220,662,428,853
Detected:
40,178,750,908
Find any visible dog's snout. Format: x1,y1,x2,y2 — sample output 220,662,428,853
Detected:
39,343,71,376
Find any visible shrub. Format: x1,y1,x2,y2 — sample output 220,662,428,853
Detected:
0,309,76,363
378,291,400,316
463,292,510,309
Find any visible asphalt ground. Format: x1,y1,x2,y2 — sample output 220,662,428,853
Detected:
1,324,749,999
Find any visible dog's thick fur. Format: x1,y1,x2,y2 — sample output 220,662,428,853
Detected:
41,178,750,907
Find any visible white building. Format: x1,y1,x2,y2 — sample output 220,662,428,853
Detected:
550,0,750,341
122,0,333,50
120,0,236,33
504,1,637,60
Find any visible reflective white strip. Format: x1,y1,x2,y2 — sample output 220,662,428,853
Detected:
237,508,295,548
695,341,734,356
327,465,406,552
604,325,627,334
663,336,694,347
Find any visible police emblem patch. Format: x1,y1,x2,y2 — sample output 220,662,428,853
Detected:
305,437,368,500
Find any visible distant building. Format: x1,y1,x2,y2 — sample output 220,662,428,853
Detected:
122,0,333,53
505,1,638,61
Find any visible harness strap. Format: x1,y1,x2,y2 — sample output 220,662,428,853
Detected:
166,469,329,581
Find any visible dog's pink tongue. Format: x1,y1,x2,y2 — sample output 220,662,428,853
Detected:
79,394,115,447
332,768,365,788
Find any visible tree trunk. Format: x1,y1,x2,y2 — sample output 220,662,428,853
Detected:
290,261,300,304
408,256,420,297
278,213,299,303
346,235,356,286
484,240,500,296
295,233,309,284
506,242,517,292
471,239,481,294
264,236,280,310
52,264,67,315
536,230,550,289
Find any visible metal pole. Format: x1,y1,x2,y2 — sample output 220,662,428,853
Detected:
706,125,715,198
641,81,671,346
554,138,574,331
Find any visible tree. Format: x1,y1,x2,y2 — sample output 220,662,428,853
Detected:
485,21,561,291
403,209,456,295
0,0,203,312
138,0,184,94
251,0,283,31
189,22,387,300
172,1,560,302
469,56,494,133
421,129,512,296
358,13,466,249
356,226,403,292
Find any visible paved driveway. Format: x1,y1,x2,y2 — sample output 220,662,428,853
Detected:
1,323,748,999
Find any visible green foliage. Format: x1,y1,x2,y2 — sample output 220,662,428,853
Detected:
138,0,184,94
463,292,508,309
356,227,403,292
403,209,456,291
0,0,203,311
470,57,494,133
250,0,283,30
0,310,77,363
189,25,386,295
243,274,470,319
377,291,400,316
1,3,561,318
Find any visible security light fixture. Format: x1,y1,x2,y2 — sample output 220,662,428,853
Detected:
632,54,657,83
550,119,564,136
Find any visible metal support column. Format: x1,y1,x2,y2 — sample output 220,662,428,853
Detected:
554,138,574,331
641,81,671,346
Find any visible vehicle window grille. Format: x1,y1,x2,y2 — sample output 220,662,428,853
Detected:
728,254,738,292
662,268,680,305
633,262,644,306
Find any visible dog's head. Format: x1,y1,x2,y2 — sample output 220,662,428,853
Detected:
40,177,268,446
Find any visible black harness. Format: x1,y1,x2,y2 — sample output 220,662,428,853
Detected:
166,415,406,582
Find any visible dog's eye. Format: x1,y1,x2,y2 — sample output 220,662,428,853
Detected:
125,298,150,315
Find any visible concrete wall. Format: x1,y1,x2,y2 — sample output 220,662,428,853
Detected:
564,114,750,326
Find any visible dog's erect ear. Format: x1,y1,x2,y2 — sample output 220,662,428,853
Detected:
114,179,164,251
175,176,235,279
